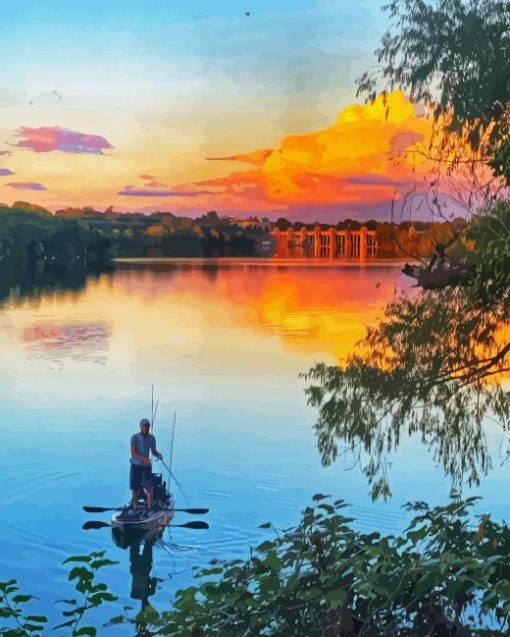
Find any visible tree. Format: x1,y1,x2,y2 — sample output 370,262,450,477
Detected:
357,0,510,182
275,217,292,231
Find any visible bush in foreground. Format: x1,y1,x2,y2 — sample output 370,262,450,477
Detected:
3,497,510,636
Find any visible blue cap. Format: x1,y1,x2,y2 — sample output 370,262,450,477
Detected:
140,418,151,427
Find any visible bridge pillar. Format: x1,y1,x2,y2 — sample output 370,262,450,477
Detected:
328,228,336,258
360,226,367,260
314,226,321,258
287,227,294,257
344,230,352,259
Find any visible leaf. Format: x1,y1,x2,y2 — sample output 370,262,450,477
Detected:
89,559,118,570
63,555,92,565
107,615,125,625
325,589,348,609
12,594,35,604
414,572,442,597
68,567,91,582
445,578,468,601
88,592,118,605
258,522,271,529
0,580,17,592
256,541,275,552
73,626,97,636
318,503,335,514
53,618,76,629
22,624,45,633
25,615,47,623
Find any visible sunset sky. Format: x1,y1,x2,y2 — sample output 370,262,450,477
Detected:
0,1,437,221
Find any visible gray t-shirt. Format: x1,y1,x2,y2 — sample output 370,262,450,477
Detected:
130,433,156,466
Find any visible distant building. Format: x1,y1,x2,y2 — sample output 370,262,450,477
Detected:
228,216,273,231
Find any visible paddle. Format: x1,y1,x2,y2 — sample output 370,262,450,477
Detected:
83,519,209,531
83,505,209,514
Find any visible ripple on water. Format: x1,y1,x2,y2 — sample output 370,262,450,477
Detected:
4,470,82,506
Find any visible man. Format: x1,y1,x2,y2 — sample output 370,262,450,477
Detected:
130,418,163,514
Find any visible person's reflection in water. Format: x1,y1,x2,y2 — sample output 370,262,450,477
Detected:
131,539,158,609
112,527,163,637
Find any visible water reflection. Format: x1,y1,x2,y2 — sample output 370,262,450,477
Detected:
112,527,163,636
3,259,510,632
22,321,111,364
305,284,510,499
0,260,113,307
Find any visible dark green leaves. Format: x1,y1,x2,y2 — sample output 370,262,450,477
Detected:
0,579,47,636
357,0,510,180
155,494,510,636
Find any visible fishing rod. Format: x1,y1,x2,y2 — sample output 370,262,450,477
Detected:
150,385,159,434
168,412,176,490
158,457,190,505
148,388,188,503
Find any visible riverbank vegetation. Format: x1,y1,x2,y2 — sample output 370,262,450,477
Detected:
3,495,510,636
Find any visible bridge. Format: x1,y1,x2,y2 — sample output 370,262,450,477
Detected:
271,226,377,259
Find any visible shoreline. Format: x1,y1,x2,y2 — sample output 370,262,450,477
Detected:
114,256,412,268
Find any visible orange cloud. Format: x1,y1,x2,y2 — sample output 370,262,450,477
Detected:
175,91,432,219
206,149,273,166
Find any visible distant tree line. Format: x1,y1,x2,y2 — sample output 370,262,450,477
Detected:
0,201,470,272
0,201,113,271
53,208,272,259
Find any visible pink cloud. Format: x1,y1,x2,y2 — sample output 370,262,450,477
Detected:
7,181,46,191
118,185,216,197
15,127,113,154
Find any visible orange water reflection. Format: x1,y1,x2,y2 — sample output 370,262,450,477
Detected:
110,262,401,362
0,262,403,375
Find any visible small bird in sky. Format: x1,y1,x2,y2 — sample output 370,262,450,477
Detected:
375,282,381,289
245,11,250,16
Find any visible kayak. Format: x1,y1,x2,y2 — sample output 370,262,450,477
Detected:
112,491,175,532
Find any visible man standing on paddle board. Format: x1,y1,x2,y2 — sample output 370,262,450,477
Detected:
130,418,163,514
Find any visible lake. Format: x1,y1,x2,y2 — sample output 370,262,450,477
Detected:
1,259,508,632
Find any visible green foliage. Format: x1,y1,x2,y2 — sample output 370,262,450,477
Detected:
0,579,47,636
54,551,118,637
149,495,510,636
357,0,510,171
462,201,510,301
0,551,117,637
4,500,510,635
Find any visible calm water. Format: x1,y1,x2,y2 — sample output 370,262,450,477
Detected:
1,259,509,633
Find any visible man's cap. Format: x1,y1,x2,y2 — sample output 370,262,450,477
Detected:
140,418,151,427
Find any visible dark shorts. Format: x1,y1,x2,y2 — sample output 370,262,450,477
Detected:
129,464,152,491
